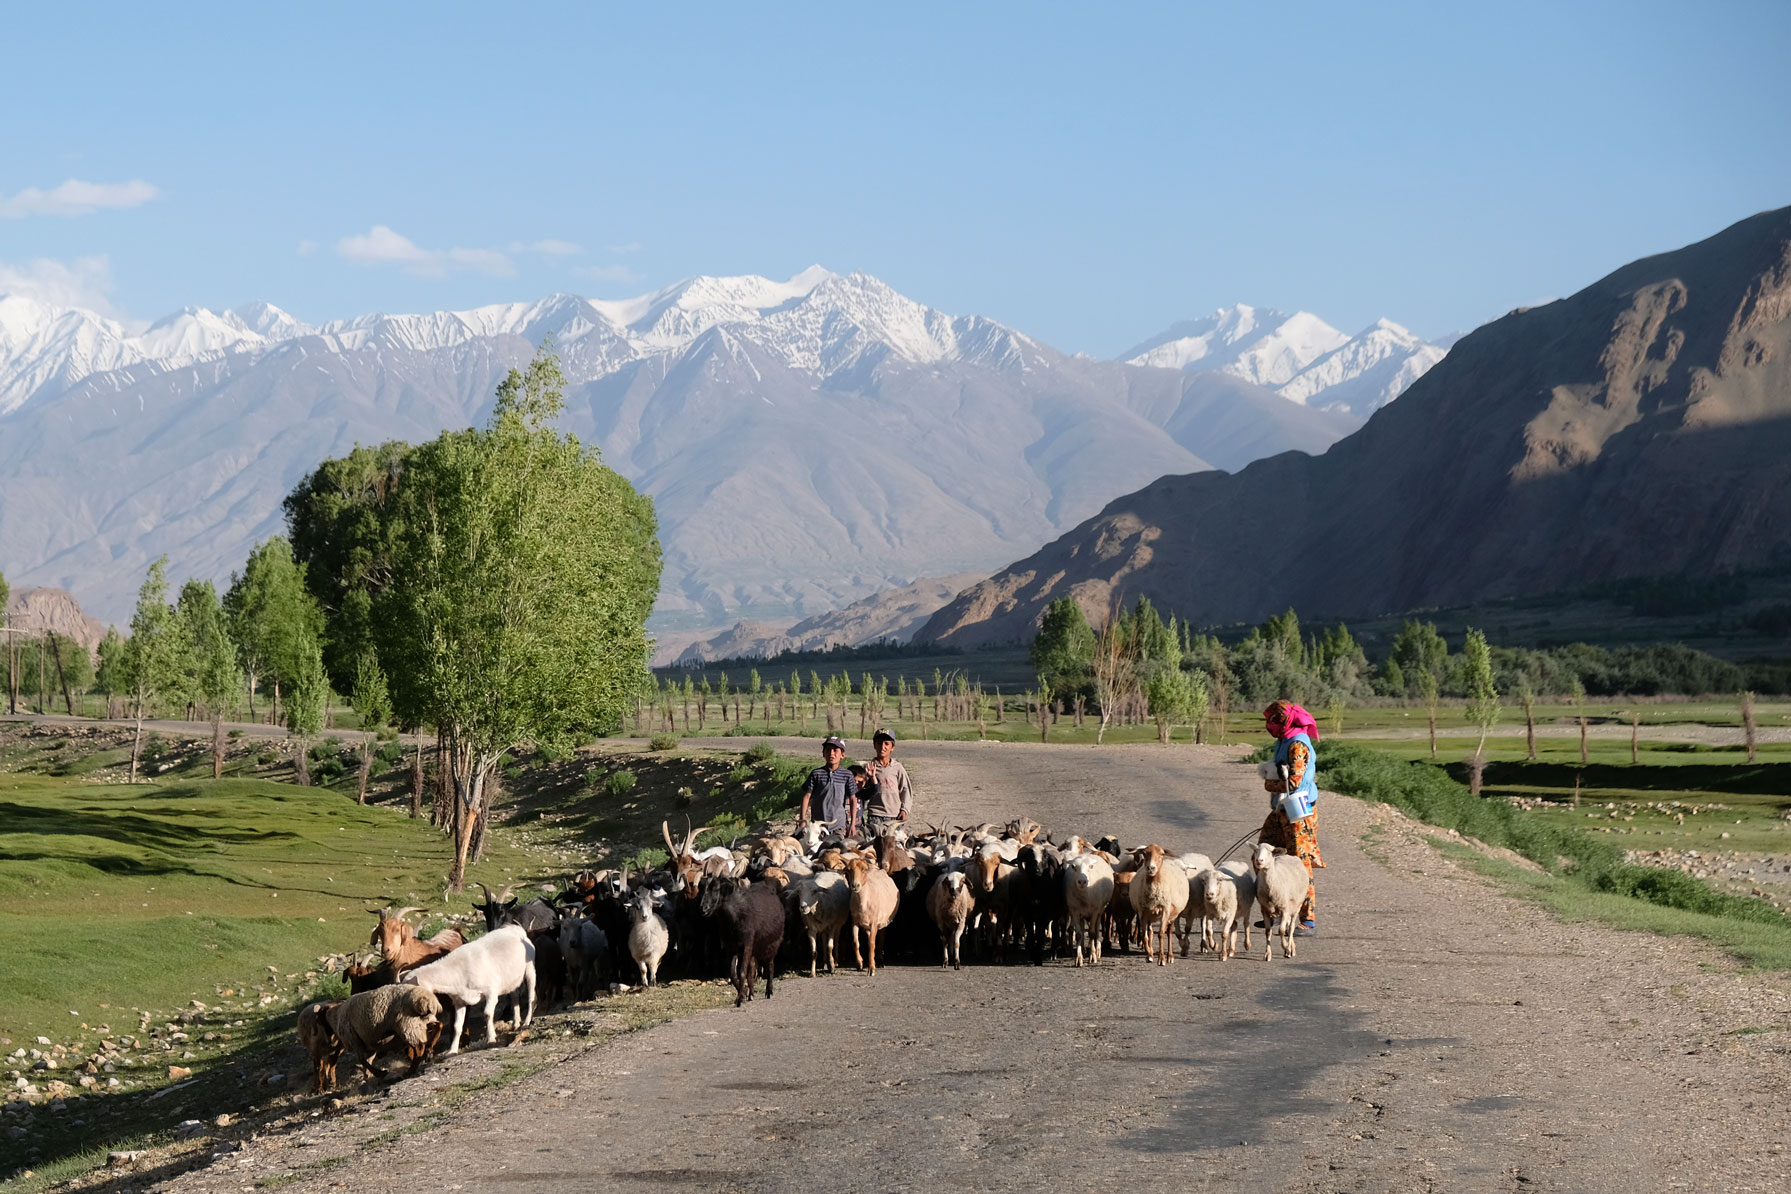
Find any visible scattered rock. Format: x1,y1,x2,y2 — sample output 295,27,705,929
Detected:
174,1119,206,1140
168,1065,192,1079
107,1150,144,1166
215,1112,232,1127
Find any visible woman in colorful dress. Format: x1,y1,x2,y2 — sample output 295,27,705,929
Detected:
1260,699,1323,933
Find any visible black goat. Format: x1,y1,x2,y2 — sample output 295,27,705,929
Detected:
1016,842,1066,964
717,878,785,1007
473,883,559,934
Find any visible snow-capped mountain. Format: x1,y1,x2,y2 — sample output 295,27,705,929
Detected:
0,270,1361,628
1121,304,1449,416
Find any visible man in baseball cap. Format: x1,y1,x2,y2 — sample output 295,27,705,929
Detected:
800,735,858,837
861,728,914,840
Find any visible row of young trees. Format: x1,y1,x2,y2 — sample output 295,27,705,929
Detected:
37,348,661,890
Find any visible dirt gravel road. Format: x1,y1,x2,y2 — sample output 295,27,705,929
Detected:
151,741,1791,1194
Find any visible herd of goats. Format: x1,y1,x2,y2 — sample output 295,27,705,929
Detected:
298,774,1312,1094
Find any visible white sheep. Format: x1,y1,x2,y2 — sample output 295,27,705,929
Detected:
401,923,536,1053
1173,852,1214,956
1251,841,1309,960
794,870,851,977
627,886,670,988
925,870,975,969
1217,859,1257,953
1061,853,1114,967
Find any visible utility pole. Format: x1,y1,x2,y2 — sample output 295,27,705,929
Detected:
1,617,25,715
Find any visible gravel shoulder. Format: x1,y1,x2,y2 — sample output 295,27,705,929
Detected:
122,741,1791,1194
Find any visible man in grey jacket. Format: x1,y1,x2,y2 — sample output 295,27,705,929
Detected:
860,728,914,839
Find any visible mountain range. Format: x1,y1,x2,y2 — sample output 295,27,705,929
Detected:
1122,305,1452,417
919,206,1791,647
0,268,1443,629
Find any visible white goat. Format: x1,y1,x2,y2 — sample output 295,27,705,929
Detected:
627,886,670,987
1061,853,1114,967
1217,859,1257,953
1251,841,1309,960
794,871,851,977
557,913,608,1002
401,924,536,1054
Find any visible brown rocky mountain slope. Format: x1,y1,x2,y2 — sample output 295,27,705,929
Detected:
919,206,1791,646
4,587,109,653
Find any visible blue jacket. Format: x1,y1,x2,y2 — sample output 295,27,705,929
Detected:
1273,731,1317,821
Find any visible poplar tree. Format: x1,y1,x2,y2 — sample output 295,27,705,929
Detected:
126,559,188,783
378,347,659,890
1463,627,1500,762
178,579,243,778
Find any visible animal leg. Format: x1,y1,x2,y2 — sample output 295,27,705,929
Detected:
854,925,866,972
482,992,500,1043
763,949,775,999
867,924,879,976
447,1003,467,1054
809,930,820,979
521,962,536,1027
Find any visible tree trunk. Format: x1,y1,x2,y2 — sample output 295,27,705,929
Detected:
1578,715,1588,765
212,715,225,779
1427,710,1437,760
272,679,281,729
446,751,491,892
1630,712,1640,765
357,741,373,804
294,735,310,786
130,700,145,783
48,631,74,715
410,744,424,818
1097,710,1110,745
1524,702,1536,761
245,672,257,722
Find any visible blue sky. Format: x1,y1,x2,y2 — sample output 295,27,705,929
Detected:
4,1,1787,352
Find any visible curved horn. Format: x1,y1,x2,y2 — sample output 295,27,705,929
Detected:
495,884,517,904
390,906,425,921
475,882,495,904
367,905,388,916
662,819,679,857
684,814,696,855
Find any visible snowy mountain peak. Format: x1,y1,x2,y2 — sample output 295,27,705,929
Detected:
1123,305,1448,416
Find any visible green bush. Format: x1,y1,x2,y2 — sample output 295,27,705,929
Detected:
535,739,574,764
606,769,638,797
674,785,695,808
743,741,776,765
375,740,405,766
1322,743,1791,926
311,971,349,1001
728,764,754,784
227,729,245,739
648,734,679,751
255,749,280,766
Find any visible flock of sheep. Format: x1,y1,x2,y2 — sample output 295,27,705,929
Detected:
296,769,1313,1094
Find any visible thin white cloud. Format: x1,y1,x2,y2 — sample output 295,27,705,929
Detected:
605,241,643,255
510,239,583,258
335,225,514,277
0,254,127,317
575,263,644,285
0,179,159,219
295,239,317,257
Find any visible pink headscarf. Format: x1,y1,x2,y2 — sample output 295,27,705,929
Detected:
1263,699,1320,743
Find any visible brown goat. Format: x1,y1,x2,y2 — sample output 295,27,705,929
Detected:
1105,871,1138,955
369,907,464,972
1128,844,1190,966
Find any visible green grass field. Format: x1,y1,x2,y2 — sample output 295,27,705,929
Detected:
0,773,539,1044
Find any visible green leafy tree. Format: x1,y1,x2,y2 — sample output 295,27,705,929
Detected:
284,440,411,693
378,346,660,889
285,633,328,786
1462,627,1500,761
96,626,127,714
1389,620,1448,695
178,579,243,778
125,558,189,783
1031,597,1096,694
350,650,393,803
225,538,324,723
